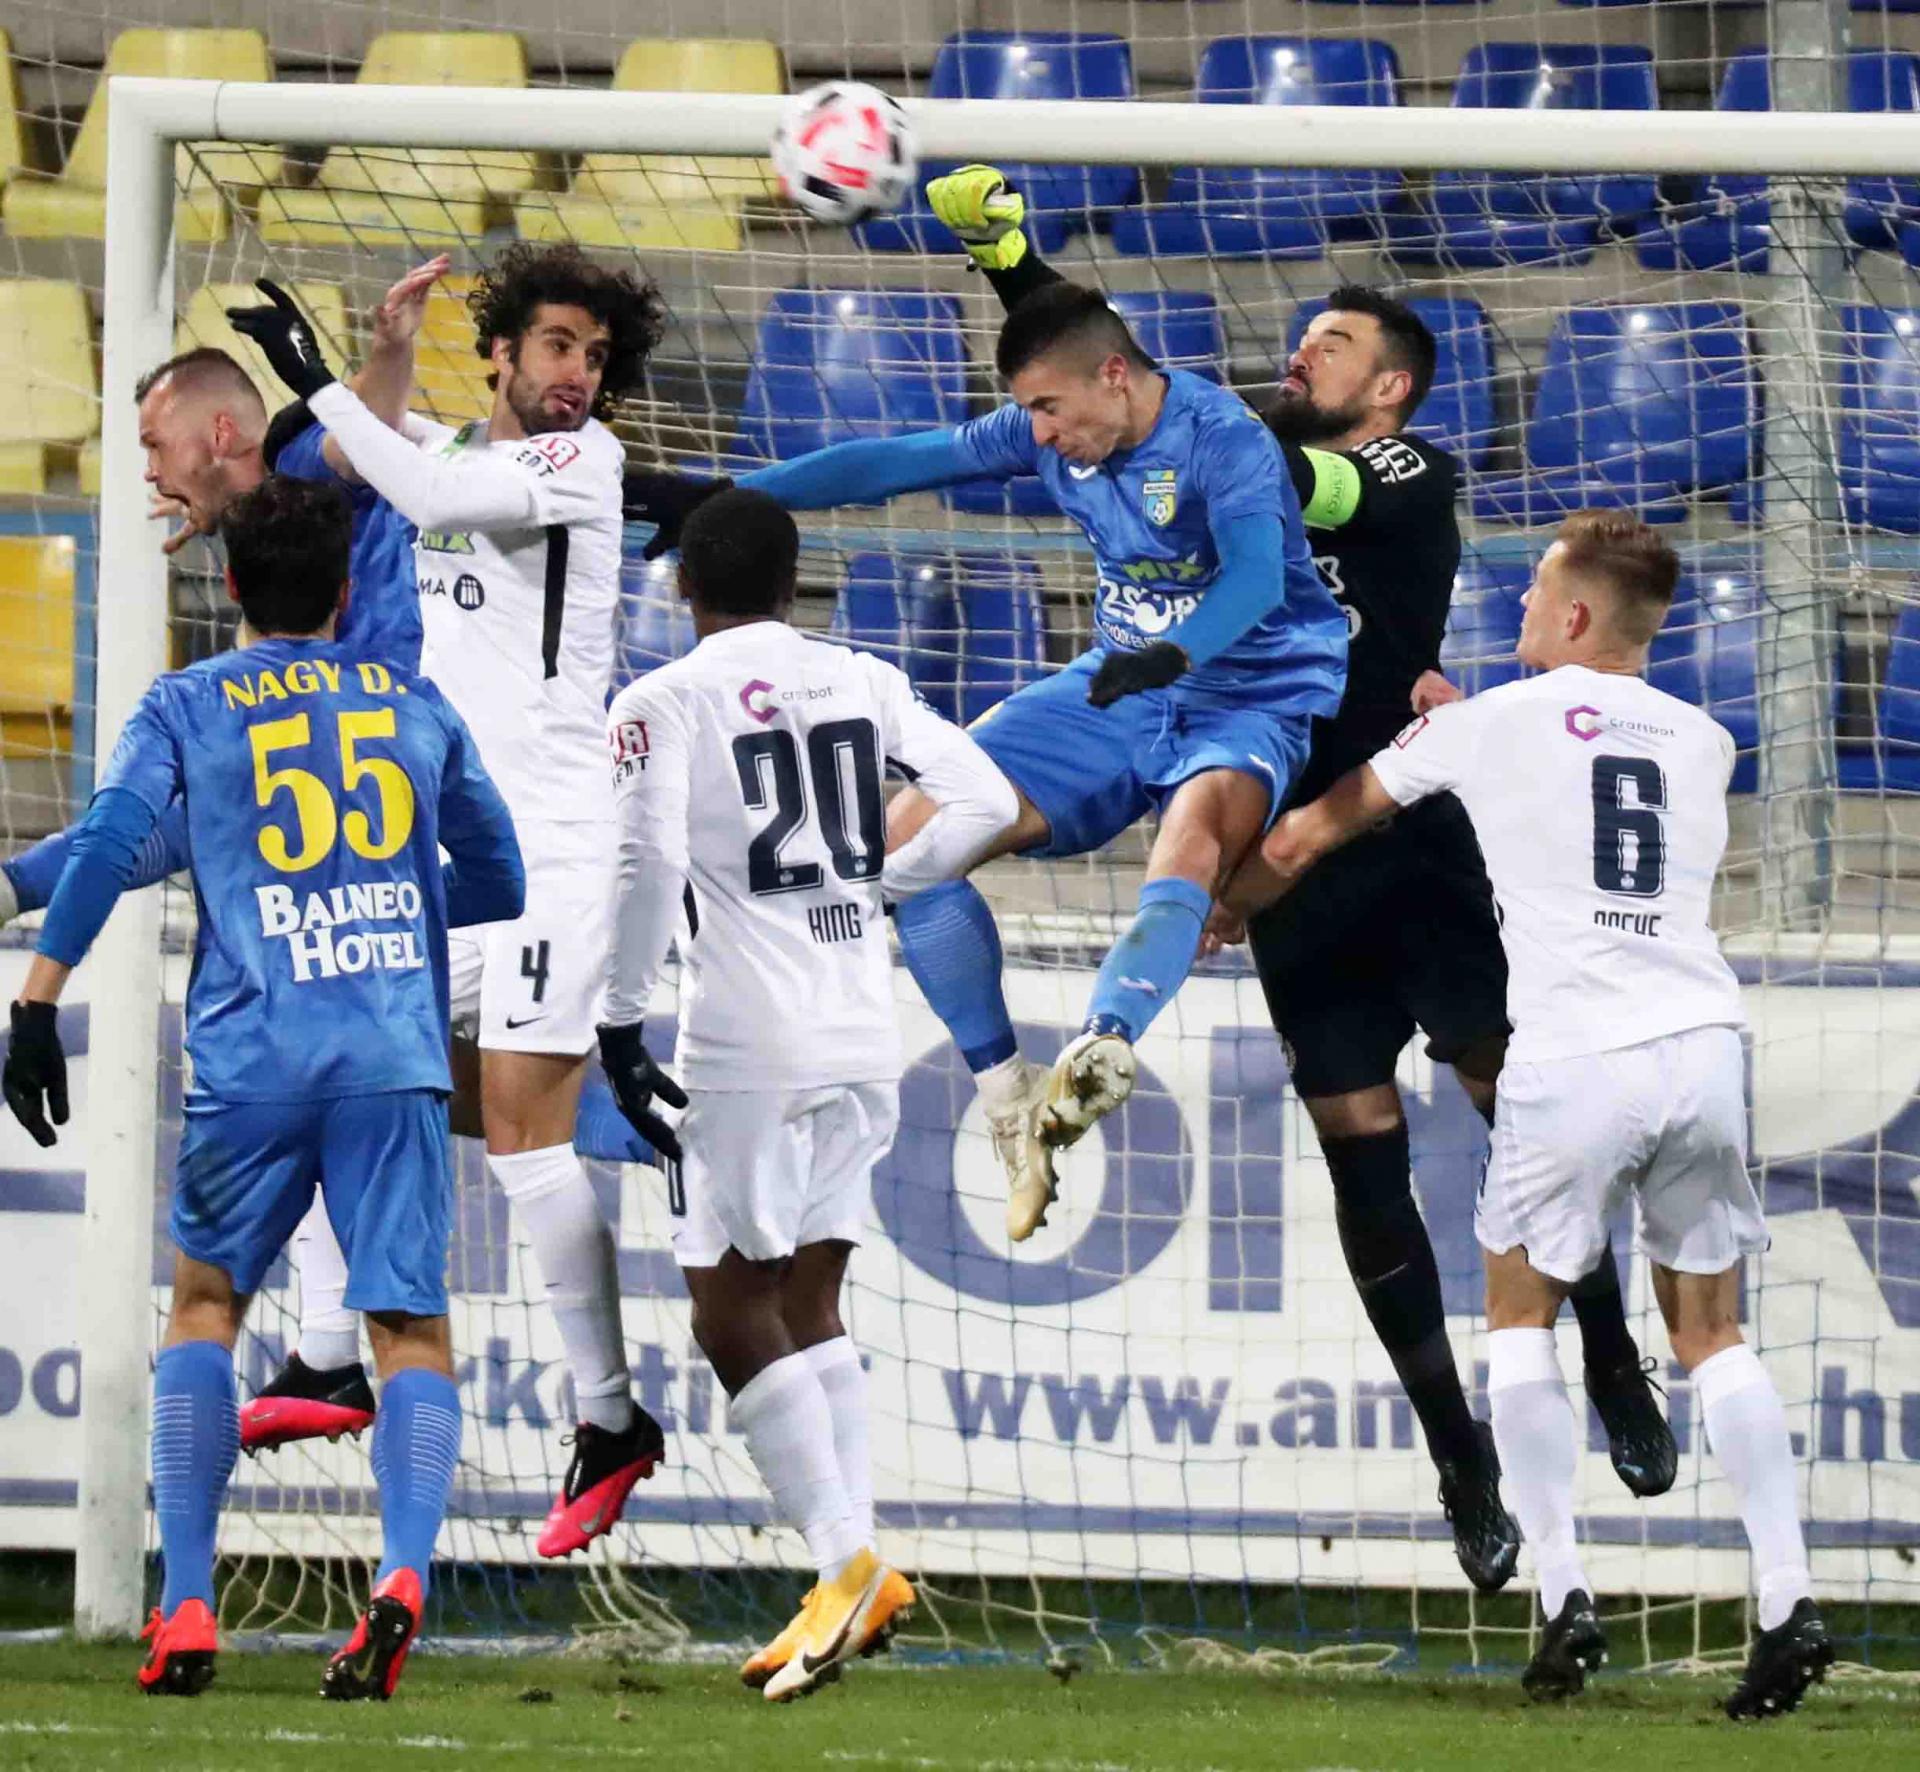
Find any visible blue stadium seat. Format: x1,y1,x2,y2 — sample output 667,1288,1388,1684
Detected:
1641,51,1920,272
1109,37,1403,260
1441,560,1527,694
1469,304,1756,526
738,289,968,464
857,33,1137,255
833,552,1049,722
1646,572,1762,790
616,555,695,685
1390,45,1658,268
1839,306,1920,532
1289,295,1495,466
1867,605,1920,790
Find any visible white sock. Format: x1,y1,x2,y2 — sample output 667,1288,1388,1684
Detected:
292,1193,359,1372
805,1337,874,1546
1695,1342,1811,1630
490,1145,633,1434
1488,1326,1590,1620
733,1352,864,1579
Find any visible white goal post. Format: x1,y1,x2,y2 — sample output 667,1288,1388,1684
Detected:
83,72,1920,1641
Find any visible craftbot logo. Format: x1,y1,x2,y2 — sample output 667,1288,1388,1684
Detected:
1566,705,1604,742
740,679,776,724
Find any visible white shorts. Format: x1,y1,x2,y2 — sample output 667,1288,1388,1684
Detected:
449,829,610,1057
669,1081,900,1268
1479,1024,1770,1285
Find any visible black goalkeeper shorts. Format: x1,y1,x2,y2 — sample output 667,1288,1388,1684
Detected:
1247,791,1510,1100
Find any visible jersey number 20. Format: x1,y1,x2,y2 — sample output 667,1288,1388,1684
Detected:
732,719,884,896
250,709,416,873
1590,753,1666,898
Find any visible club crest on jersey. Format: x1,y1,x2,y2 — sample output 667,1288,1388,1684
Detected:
740,679,776,724
1142,470,1179,527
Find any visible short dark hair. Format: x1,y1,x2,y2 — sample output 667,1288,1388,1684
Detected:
995,281,1155,382
219,476,353,636
467,243,667,417
678,488,799,617
134,346,265,417
1553,509,1681,643
1322,285,1437,424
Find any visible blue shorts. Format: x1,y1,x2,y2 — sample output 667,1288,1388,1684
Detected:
968,654,1314,859
173,1089,452,1315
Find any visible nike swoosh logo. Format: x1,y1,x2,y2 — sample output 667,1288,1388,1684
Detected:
504,1014,548,1029
799,1570,883,1673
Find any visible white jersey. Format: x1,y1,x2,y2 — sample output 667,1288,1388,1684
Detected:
1367,664,1745,1064
408,413,625,827
606,621,1015,1091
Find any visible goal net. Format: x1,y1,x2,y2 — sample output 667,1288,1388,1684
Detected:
2,7,1917,1676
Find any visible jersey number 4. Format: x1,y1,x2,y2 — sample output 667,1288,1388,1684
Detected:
250,709,416,874
732,719,884,897
1590,754,1666,898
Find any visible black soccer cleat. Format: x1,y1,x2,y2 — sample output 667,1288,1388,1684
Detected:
240,1352,377,1454
1522,1589,1607,1701
1586,1356,1678,1499
537,1406,668,1557
1436,1421,1521,1593
1724,1599,1835,1721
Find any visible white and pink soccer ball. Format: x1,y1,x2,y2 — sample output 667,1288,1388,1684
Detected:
772,81,918,226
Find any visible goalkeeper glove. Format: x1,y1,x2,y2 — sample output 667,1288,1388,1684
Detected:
4,1000,68,1149
1086,642,1190,708
624,469,733,561
596,1022,688,1164
926,165,1029,273
225,280,335,400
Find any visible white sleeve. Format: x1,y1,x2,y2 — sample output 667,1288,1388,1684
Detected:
1366,700,1485,807
872,660,1019,901
604,682,692,1027
402,411,453,448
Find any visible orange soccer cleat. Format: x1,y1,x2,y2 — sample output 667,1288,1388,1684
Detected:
136,1598,218,1697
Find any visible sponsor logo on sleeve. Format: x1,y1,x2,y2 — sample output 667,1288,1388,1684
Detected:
1391,714,1430,748
516,435,582,476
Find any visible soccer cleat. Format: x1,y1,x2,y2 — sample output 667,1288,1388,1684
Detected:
1522,1589,1607,1701
1435,1423,1521,1593
1723,1599,1835,1720
323,1567,422,1701
240,1352,376,1454
136,1598,217,1696
536,1407,666,1557
978,1057,1057,1243
1585,1356,1679,1498
762,1552,915,1703
740,1585,818,1690
1038,1031,1136,1150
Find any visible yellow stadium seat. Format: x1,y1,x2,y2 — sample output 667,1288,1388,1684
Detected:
258,34,540,247
0,33,30,196
0,535,77,761
0,282,98,496
78,436,101,498
518,38,784,252
412,276,492,425
176,282,353,410
0,29,280,244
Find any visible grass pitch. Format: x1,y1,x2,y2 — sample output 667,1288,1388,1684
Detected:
2,1640,1916,1772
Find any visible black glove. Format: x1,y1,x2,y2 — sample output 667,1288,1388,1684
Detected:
596,1023,688,1164
225,279,335,400
1086,641,1190,708
4,1000,68,1150
624,470,733,561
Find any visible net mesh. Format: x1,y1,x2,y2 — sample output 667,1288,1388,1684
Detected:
0,0,1917,1675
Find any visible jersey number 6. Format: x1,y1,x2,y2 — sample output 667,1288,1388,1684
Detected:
1590,753,1666,899
732,718,884,897
250,709,417,873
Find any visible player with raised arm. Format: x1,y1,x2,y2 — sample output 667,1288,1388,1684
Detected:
1,478,525,1700
598,490,1017,1701
226,245,673,1554
1214,512,1831,1718
731,281,1347,1242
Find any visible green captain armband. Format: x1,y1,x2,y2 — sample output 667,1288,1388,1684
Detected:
1300,447,1364,529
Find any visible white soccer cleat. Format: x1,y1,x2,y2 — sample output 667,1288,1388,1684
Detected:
1039,1031,1136,1152
976,1056,1057,1244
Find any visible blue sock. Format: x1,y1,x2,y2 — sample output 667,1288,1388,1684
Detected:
371,1367,462,1598
573,1069,655,1164
151,1340,239,1615
2,802,187,916
894,879,1018,1073
1084,877,1212,1043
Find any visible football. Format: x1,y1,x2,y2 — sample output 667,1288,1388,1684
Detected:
771,80,917,225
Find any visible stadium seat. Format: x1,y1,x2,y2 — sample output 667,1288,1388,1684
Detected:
1389,45,1658,268
0,535,77,762
0,32,28,198
1641,51,1920,271
1838,306,1920,532
856,32,1136,255
517,38,784,253
1440,560,1527,695
1109,292,1227,382
616,556,696,683
738,289,968,465
1469,304,1756,526
1109,37,1403,261
1854,604,1920,791
0,29,281,244
0,281,98,495
176,283,353,413
412,276,493,426
257,33,540,245
1288,295,1495,466
1646,572,1762,791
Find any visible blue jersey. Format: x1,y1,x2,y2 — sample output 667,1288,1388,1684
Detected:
97,639,520,1103
274,421,423,671
953,370,1347,711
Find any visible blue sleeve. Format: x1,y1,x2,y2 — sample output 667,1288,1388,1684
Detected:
3,800,190,915
434,704,526,929
271,418,342,485
951,402,1039,479
1163,511,1288,669
738,429,980,509
36,789,166,967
